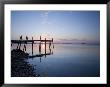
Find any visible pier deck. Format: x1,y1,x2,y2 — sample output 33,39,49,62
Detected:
11,39,53,44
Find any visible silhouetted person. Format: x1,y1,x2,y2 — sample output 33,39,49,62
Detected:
20,35,22,40
25,36,28,44
26,36,28,40
19,35,22,49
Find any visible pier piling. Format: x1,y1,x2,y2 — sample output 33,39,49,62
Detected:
11,35,54,58
32,37,33,55
45,38,46,58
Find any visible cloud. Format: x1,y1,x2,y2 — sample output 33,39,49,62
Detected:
40,11,52,25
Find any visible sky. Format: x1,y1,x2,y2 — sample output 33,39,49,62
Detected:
11,11,100,44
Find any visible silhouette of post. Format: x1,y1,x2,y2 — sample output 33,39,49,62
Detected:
24,44,26,52
53,44,54,49
49,47,51,54
32,37,33,55
45,38,46,58
20,35,22,47
39,44,41,54
19,41,21,50
49,41,51,49
26,36,28,44
40,36,41,40
52,38,53,42
19,35,22,50
39,36,41,55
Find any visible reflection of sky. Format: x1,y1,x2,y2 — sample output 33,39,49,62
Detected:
26,44,100,77
11,11,100,44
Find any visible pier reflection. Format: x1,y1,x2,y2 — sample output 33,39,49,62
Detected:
11,35,54,63
29,43,54,62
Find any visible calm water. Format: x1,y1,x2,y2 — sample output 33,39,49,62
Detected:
12,44,100,77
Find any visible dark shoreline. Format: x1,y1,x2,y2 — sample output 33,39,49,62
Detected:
11,49,38,77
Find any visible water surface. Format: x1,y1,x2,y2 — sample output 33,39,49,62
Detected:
12,44,100,77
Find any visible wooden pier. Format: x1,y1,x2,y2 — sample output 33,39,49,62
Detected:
11,36,54,60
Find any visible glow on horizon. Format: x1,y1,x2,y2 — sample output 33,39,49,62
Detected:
11,11,100,44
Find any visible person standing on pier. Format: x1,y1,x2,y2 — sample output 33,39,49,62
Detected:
20,35,22,40
26,36,28,41
26,36,28,44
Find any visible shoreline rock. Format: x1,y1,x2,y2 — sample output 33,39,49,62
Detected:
11,49,37,77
